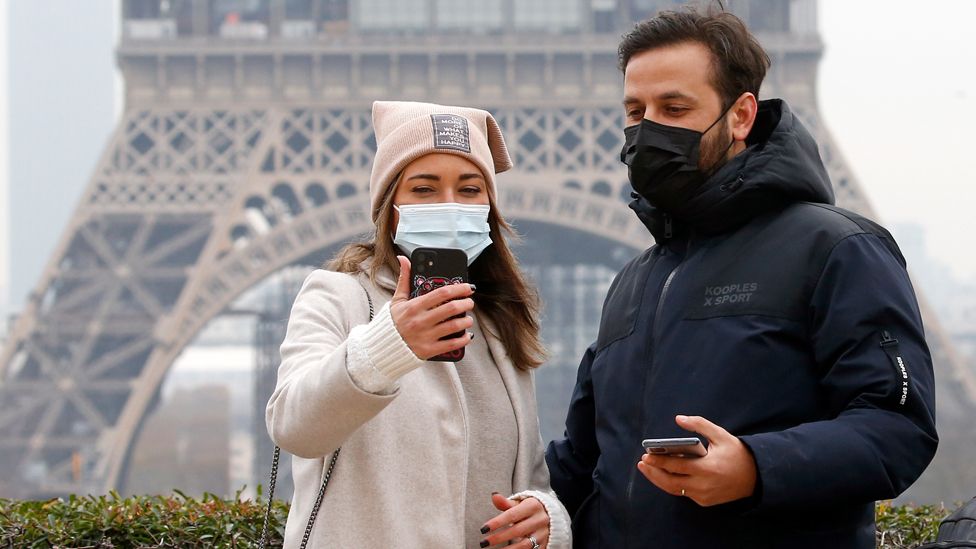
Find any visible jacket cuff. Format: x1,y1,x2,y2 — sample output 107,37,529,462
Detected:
346,302,424,394
737,432,785,511
510,490,572,549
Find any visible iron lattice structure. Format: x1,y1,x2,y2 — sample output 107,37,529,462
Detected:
1,0,974,500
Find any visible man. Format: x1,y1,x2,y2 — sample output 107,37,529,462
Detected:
545,6,938,548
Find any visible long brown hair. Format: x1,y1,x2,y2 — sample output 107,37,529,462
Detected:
329,177,547,370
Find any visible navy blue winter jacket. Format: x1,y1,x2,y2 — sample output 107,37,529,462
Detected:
545,100,938,548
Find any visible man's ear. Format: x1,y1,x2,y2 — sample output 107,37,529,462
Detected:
730,92,759,142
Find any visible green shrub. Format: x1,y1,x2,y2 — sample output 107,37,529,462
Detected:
0,488,287,548
0,491,960,548
876,500,948,548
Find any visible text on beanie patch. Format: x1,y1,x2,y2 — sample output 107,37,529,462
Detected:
431,114,471,153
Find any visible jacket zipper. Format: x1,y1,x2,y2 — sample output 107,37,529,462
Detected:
652,265,682,342
623,236,691,547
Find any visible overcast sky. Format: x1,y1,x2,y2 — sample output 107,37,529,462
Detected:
6,0,117,315
1,2,9,318
3,0,975,316
818,0,976,278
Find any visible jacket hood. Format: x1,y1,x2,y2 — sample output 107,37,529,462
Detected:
631,99,834,242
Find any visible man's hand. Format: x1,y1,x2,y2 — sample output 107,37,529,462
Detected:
637,415,757,507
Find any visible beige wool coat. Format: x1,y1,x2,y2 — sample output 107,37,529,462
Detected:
266,266,572,548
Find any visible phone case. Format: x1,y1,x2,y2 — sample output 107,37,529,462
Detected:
409,247,469,362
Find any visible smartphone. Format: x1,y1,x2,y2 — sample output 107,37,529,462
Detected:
409,247,469,362
642,437,707,458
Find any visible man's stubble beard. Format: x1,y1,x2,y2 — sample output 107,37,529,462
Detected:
698,116,734,179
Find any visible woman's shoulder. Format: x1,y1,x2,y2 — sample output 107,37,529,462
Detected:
303,267,361,285
297,268,372,300
291,269,374,323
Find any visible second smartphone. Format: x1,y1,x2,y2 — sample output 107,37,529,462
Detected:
642,437,708,458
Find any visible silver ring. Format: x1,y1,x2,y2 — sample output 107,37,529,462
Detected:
680,488,686,497
528,535,540,549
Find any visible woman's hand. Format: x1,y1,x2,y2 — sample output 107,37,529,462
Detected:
479,493,550,548
390,255,475,360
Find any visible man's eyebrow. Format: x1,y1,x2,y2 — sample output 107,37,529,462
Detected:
656,90,697,102
623,91,697,106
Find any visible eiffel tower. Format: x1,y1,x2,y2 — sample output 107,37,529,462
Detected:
1,0,973,502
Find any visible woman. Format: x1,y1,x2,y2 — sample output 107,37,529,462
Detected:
266,101,571,548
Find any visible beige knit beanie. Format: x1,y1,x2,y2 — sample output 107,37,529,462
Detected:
368,101,513,221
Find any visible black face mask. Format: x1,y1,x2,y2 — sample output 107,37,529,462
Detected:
620,109,732,216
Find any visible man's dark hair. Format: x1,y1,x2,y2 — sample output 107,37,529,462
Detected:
618,3,771,109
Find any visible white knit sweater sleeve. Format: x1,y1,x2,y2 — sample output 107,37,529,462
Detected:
510,489,573,549
346,301,425,395
266,270,418,459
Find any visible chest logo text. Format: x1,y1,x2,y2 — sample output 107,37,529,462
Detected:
703,282,759,306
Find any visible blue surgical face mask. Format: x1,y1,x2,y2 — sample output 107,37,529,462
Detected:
393,203,493,265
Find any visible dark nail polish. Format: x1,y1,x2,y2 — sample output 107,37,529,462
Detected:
468,283,477,292
480,541,490,548
491,491,499,495
480,525,490,534
468,331,475,340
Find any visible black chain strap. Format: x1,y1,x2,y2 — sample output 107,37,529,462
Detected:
300,448,341,547
257,446,280,549
260,284,374,549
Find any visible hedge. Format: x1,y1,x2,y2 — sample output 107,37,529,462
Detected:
876,500,947,549
0,489,287,548
0,490,955,548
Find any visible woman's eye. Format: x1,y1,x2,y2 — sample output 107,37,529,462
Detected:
412,186,434,194
461,187,482,194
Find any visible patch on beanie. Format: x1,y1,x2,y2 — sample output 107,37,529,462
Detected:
431,114,471,153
